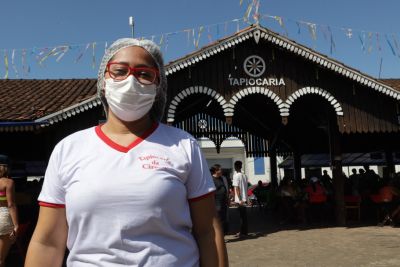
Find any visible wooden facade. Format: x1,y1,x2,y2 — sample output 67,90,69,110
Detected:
164,25,400,157
163,25,400,225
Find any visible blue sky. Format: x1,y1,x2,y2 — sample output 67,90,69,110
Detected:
1,0,400,79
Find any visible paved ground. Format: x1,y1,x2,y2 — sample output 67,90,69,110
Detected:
226,207,400,267
8,207,400,266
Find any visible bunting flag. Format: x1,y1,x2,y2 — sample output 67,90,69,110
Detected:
296,22,301,35
4,52,9,79
307,23,317,41
184,29,191,47
358,33,366,52
195,26,204,49
274,16,288,36
320,25,329,41
159,34,164,46
243,1,253,22
367,32,373,54
92,42,96,69
385,34,396,56
56,46,69,62
345,28,353,38
328,26,336,54
207,27,212,43
164,34,169,51
233,19,240,33
376,33,382,52
75,43,90,63
21,49,28,76
39,47,59,65
192,28,196,47
253,0,260,24
11,49,19,78
392,35,400,57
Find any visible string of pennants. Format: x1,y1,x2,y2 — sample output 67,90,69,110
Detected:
1,1,400,78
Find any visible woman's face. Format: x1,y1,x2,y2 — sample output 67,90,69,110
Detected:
105,46,159,85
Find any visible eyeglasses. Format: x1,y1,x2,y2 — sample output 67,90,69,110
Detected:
106,62,159,85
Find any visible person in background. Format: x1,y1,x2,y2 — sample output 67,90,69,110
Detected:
0,163,18,267
232,161,248,237
378,179,400,226
25,38,228,267
320,170,333,196
210,164,229,235
252,180,268,211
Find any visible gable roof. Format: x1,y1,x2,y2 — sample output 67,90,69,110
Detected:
165,24,400,100
0,79,100,131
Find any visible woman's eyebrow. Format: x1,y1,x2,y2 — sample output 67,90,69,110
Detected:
114,61,155,68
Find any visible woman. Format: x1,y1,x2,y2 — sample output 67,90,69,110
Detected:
0,163,18,267
210,164,229,234
25,38,228,267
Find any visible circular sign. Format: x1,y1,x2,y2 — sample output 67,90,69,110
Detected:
197,119,208,129
243,55,266,77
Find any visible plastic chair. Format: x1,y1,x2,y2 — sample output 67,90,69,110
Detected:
344,195,361,222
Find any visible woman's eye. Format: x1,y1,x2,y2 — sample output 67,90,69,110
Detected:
114,69,127,75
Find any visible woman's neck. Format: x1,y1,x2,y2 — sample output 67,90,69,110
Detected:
103,110,154,136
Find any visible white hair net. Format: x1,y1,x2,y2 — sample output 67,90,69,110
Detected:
97,38,167,121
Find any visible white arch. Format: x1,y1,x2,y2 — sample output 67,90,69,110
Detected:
284,87,344,116
166,86,229,123
228,86,286,116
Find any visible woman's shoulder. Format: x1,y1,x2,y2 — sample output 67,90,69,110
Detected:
156,123,196,142
52,126,97,153
0,177,13,186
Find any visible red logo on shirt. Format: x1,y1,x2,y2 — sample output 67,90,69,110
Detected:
139,155,172,169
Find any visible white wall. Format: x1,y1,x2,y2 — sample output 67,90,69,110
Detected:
198,137,271,185
245,157,271,185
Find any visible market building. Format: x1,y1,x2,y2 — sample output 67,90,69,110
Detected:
1,24,400,224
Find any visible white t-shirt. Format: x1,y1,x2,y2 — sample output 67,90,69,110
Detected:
232,171,248,203
38,123,215,267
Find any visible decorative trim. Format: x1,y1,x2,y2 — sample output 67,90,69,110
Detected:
285,87,344,116
0,124,42,133
167,86,229,123
229,86,285,116
165,25,400,101
35,96,102,126
165,31,251,76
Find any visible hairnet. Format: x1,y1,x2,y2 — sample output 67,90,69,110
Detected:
97,38,167,121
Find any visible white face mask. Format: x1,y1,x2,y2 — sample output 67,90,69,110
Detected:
105,76,156,122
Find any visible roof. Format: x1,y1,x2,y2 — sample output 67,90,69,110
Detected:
0,79,100,130
165,24,400,101
379,79,400,92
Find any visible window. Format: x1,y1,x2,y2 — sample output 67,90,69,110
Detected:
254,157,265,175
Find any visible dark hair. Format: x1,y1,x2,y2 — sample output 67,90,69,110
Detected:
210,164,221,175
234,161,242,170
0,165,9,177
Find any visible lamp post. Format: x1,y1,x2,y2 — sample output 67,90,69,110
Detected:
129,16,134,38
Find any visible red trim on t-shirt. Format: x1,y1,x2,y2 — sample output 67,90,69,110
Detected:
38,201,65,208
188,191,216,202
95,122,159,153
